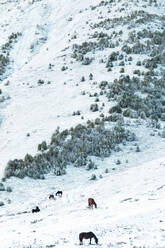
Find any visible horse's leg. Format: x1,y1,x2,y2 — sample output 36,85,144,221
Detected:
89,238,91,244
79,239,83,245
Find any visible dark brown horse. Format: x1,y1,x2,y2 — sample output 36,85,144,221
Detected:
56,191,62,197
32,206,40,213
88,198,97,208
49,194,55,199
79,232,98,245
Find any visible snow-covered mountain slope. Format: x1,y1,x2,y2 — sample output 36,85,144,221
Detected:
0,0,165,247
0,0,113,176
0,0,165,177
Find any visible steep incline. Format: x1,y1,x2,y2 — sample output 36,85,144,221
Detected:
0,0,164,177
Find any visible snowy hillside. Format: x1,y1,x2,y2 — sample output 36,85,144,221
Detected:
1,156,165,248
0,0,165,247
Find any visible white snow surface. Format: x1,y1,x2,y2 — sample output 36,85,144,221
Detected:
0,0,165,247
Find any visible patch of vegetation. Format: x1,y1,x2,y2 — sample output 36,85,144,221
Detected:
0,32,22,80
4,120,136,179
99,73,165,122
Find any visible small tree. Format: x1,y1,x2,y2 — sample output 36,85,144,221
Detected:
90,174,97,180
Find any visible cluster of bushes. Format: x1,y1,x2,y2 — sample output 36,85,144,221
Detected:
1,32,22,53
71,6,164,84
71,42,95,64
71,30,121,63
98,74,165,121
4,121,136,179
70,3,165,124
91,10,148,30
0,182,12,192
0,54,9,79
0,32,22,80
0,182,13,206
37,79,51,85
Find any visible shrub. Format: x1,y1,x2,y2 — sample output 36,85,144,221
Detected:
6,186,12,192
89,73,93,80
82,57,93,65
119,61,125,66
81,76,85,82
161,113,165,121
86,159,95,170
99,81,108,90
38,141,47,151
90,174,97,180
0,201,4,207
136,146,140,152
120,68,124,73
90,103,99,112
161,127,165,138
140,111,147,119
136,61,142,66
61,66,68,71
116,159,121,165
109,105,122,114
37,79,45,85
123,108,132,117
0,183,5,191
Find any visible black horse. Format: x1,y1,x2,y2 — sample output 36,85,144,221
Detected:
79,232,98,245
56,191,62,197
32,206,40,213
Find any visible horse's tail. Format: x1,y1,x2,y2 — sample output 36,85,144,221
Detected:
79,232,83,243
94,201,97,208
88,198,91,207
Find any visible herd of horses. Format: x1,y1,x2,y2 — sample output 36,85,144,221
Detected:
48,191,63,199
31,191,98,245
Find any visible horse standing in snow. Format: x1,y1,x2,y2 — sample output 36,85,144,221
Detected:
88,198,97,208
32,206,40,213
56,191,62,197
49,194,55,199
79,232,98,245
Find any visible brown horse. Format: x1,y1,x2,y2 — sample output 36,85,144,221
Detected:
88,198,97,208
79,232,98,245
49,194,55,199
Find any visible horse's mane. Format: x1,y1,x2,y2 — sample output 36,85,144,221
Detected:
90,232,98,243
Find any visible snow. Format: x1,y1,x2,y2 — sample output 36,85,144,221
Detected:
1,155,165,247
0,0,165,247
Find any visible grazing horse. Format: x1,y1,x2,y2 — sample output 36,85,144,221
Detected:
49,194,55,199
32,206,40,213
56,191,62,197
88,198,97,208
79,232,98,245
